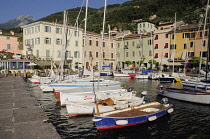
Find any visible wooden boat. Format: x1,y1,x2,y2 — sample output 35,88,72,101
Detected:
92,100,173,130
156,85,210,104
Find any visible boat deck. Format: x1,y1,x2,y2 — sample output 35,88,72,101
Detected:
102,104,169,117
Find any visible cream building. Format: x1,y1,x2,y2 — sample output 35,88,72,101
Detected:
84,31,116,71
21,21,83,71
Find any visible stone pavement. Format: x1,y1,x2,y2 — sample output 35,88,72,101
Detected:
0,75,61,139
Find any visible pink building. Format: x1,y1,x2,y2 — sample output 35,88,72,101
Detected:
0,30,22,56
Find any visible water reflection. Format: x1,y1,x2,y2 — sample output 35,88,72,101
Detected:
30,78,210,139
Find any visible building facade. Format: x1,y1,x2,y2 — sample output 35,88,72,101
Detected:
21,21,83,70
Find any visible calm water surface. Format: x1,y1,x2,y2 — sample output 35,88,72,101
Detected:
31,77,210,139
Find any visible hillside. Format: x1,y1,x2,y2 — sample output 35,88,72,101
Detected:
5,0,210,33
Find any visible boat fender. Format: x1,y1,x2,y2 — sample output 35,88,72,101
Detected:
92,118,102,122
167,108,174,113
148,116,157,121
115,120,128,125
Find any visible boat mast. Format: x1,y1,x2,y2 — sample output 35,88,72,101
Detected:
199,0,209,79
97,0,107,88
81,0,88,78
173,13,176,74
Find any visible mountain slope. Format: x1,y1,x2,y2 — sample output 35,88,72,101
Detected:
0,15,36,29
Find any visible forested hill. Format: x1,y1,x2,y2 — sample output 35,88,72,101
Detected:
11,0,210,33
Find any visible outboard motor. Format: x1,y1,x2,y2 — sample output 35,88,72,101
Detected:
141,91,148,98
127,87,134,92
160,97,168,104
158,84,164,89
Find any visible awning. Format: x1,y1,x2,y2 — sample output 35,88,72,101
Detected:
169,51,175,60
34,61,60,66
181,51,187,60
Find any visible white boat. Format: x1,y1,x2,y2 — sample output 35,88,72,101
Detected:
66,91,147,117
113,72,130,77
134,74,149,79
181,80,210,92
156,85,210,104
59,87,136,107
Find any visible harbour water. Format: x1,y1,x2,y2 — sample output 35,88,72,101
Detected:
30,77,210,139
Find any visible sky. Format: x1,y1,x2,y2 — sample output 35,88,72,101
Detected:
0,0,130,23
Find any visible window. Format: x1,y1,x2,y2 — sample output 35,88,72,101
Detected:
57,50,61,58
155,35,158,40
201,51,208,57
56,28,62,34
165,34,169,38
132,41,135,46
45,26,51,32
30,27,34,34
66,51,71,58
96,40,99,46
133,51,135,57
126,52,128,57
6,37,10,40
36,50,39,58
184,43,187,49
190,41,194,48
190,33,195,38
35,25,40,33
149,50,152,56
172,34,174,39
75,40,78,46
7,44,11,49
46,50,50,60
74,51,80,58
154,53,158,58
111,43,113,48
96,52,99,58
170,44,176,49
56,38,61,45
164,53,168,58
89,51,92,57
188,52,194,58
103,52,105,58
103,42,105,47
35,38,40,44
111,53,114,58
118,43,120,48
89,40,92,46
45,38,51,44
74,31,79,36
202,40,206,47
164,43,168,48
154,44,158,49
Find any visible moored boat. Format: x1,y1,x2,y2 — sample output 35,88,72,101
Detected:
156,85,210,104
92,99,173,130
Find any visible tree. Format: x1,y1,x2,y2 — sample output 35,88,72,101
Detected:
148,59,157,69
125,60,132,67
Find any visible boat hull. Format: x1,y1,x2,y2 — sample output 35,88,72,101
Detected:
93,103,173,130
156,88,210,104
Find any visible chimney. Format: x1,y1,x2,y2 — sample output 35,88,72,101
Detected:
10,30,15,35
0,30,2,35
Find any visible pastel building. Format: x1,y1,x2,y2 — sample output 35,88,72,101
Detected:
115,34,153,70
0,30,22,55
84,31,116,71
21,21,83,70
137,21,157,34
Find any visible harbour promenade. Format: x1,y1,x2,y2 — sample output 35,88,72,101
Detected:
0,75,61,139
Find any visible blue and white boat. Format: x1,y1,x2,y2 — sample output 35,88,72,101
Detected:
92,99,173,130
